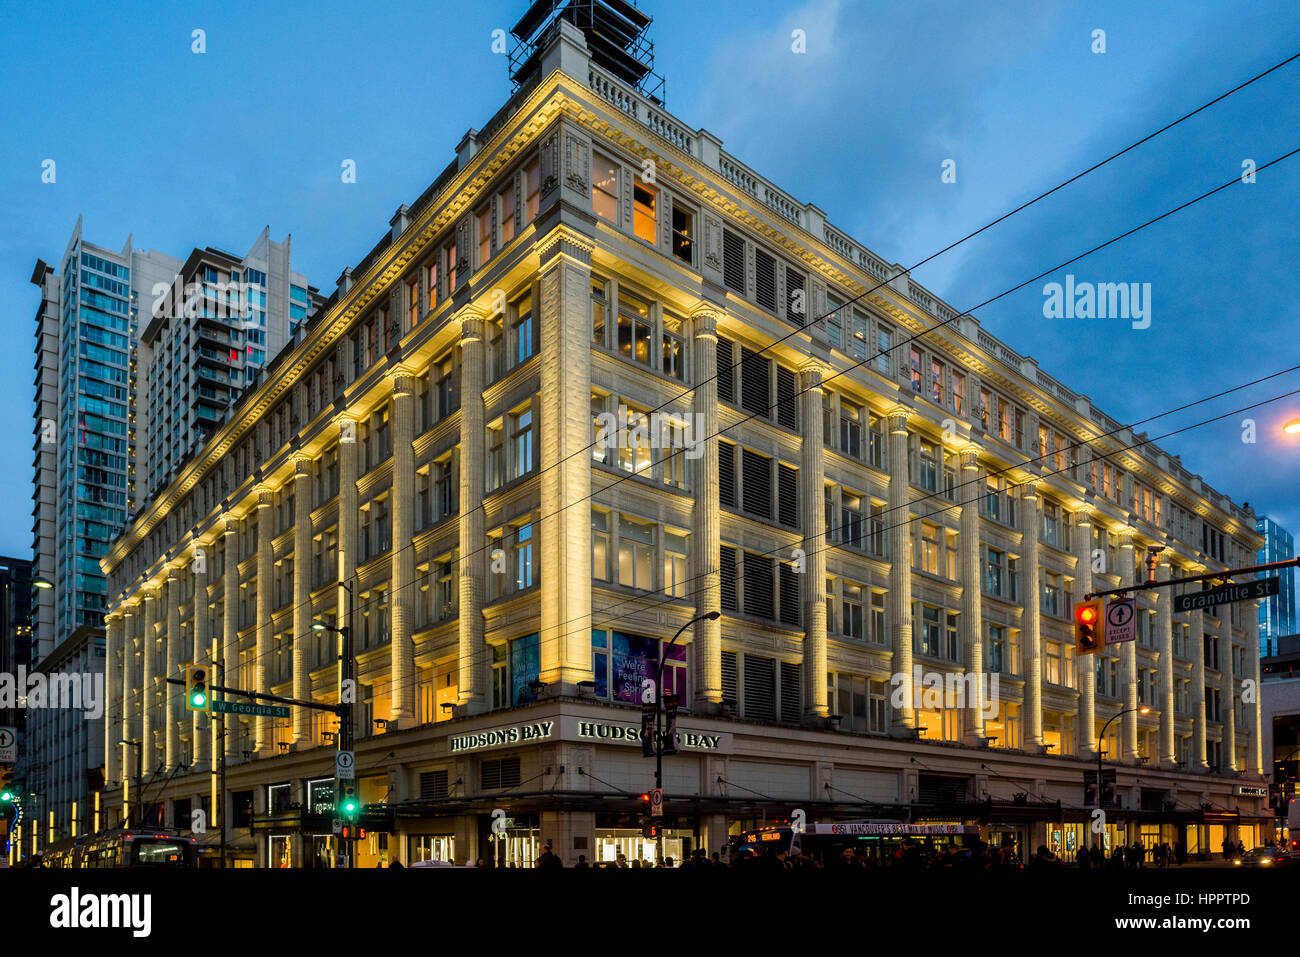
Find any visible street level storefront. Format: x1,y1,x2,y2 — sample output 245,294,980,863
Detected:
96,699,1271,866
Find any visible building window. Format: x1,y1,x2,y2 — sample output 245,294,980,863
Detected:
591,510,610,581
592,279,607,347
671,202,693,264
842,583,864,639
633,181,657,244
512,291,534,366
617,291,653,366
512,523,533,591
617,405,653,476
407,277,420,329
499,184,515,246
478,206,492,267
524,158,540,225
662,330,684,380
509,406,533,480
617,516,655,590
722,229,745,293
920,605,941,657
486,423,505,492
664,531,689,598
418,258,435,315
444,240,457,295
593,153,619,222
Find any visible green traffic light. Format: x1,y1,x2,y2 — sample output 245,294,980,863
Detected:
1,791,11,801
191,691,207,708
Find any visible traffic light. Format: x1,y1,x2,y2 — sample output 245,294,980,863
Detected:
640,704,656,758
662,694,679,756
185,665,209,711
0,790,16,832
642,820,658,839
339,784,360,821
1073,599,1104,656
637,791,654,837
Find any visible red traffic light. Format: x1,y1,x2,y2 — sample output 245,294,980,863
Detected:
1076,606,1096,624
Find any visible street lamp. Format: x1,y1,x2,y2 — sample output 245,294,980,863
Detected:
31,578,52,590
653,610,720,865
118,740,142,828
1094,705,1151,850
1284,419,1300,435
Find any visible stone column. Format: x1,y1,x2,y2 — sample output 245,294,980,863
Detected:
141,587,158,774
1223,622,1236,772
457,314,487,711
121,604,137,782
885,410,914,732
959,448,985,742
1118,533,1139,761
1155,556,1177,767
338,415,360,720
1073,510,1097,758
537,231,594,691
292,455,313,743
1247,600,1263,774
222,518,239,764
390,372,418,726
798,363,827,719
1021,481,1042,749
165,565,183,769
104,610,122,786
255,488,274,752
691,307,722,711
1190,598,1208,770
192,548,210,771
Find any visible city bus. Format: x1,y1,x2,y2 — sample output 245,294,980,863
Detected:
734,820,981,866
39,829,197,868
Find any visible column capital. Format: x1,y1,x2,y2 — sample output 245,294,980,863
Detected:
223,514,240,536
105,608,125,624
292,452,314,478
536,226,594,269
387,366,419,397
458,307,488,343
885,408,910,434
689,305,719,339
255,485,275,508
798,359,830,389
958,446,981,469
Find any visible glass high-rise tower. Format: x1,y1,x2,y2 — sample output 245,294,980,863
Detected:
1257,516,1297,657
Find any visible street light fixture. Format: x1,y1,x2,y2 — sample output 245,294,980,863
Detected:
1284,419,1300,435
31,578,52,590
1094,705,1152,850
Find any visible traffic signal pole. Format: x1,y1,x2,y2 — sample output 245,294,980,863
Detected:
1084,556,1300,601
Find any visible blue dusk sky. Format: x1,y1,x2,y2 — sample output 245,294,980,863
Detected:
1,0,1298,558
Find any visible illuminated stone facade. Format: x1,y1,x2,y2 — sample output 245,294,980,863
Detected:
96,21,1267,866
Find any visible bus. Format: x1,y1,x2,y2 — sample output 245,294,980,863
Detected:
733,820,981,866
40,829,197,869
